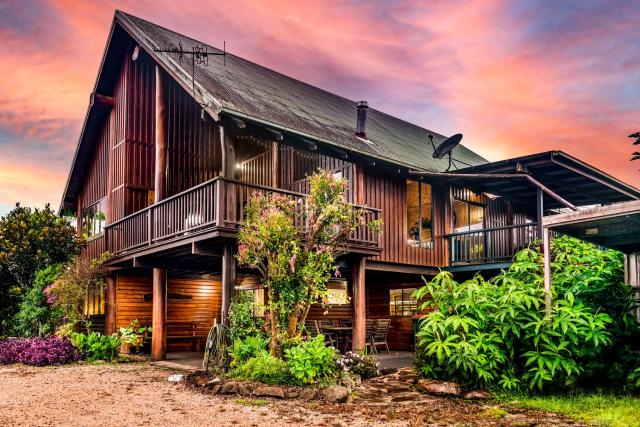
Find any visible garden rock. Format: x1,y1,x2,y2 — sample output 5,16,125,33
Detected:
417,379,462,396
167,374,184,382
319,385,349,403
340,376,357,393
284,389,300,399
464,390,491,400
220,382,239,395
195,375,208,386
210,384,222,395
253,385,285,399
298,389,317,400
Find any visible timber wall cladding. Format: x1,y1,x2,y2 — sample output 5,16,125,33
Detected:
363,169,448,267
115,275,221,351
365,278,425,351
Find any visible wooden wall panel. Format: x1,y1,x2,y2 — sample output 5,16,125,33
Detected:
363,169,447,267
165,75,221,196
365,275,427,351
115,274,221,351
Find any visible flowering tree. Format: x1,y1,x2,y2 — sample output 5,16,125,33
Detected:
237,170,381,356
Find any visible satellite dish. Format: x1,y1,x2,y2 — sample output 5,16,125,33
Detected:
432,133,463,159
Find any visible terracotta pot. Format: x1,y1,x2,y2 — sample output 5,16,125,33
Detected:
120,342,131,354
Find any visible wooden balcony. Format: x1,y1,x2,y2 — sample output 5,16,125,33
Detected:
447,223,540,266
102,177,381,261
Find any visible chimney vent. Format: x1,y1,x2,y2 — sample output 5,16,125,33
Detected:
355,100,369,138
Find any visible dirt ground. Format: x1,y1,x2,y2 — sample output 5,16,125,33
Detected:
0,363,582,426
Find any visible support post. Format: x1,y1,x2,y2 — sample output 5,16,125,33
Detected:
352,256,366,352
221,242,236,325
272,141,279,188
105,275,116,335
625,253,640,322
542,226,552,318
536,187,544,241
151,268,167,361
151,65,168,361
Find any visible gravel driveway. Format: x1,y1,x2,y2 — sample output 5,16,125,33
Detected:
0,363,580,426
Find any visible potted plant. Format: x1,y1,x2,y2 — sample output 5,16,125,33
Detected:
118,319,151,354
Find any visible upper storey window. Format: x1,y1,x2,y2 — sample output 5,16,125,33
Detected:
406,179,432,248
452,199,485,233
82,198,107,239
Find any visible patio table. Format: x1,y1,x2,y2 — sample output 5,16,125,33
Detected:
320,325,352,352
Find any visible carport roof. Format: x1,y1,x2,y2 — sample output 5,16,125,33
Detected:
542,200,640,253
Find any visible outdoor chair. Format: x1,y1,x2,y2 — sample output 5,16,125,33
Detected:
313,319,337,347
372,318,391,354
364,319,377,353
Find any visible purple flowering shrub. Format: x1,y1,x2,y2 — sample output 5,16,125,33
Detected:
0,336,80,366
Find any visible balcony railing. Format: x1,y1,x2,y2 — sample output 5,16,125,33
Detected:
105,177,381,257
447,223,539,265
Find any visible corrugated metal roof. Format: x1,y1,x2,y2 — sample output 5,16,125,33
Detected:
117,11,487,172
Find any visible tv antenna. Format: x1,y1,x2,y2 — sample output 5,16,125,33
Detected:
153,41,226,119
429,133,465,172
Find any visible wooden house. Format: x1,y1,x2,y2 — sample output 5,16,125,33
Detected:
61,11,640,360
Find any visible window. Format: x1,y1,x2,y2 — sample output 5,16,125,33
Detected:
325,279,349,305
453,199,485,232
389,288,418,317
82,198,107,239
406,179,432,248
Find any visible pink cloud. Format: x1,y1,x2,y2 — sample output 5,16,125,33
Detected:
0,0,637,214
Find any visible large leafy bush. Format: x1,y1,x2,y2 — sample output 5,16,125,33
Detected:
415,236,640,392
70,332,120,361
0,336,80,366
414,238,617,392
284,334,338,384
14,265,63,337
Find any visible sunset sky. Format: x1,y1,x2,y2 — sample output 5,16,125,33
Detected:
0,0,638,215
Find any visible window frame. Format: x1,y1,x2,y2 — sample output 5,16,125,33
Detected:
82,198,107,241
406,178,434,249
452,197,486,233
388,287,419,317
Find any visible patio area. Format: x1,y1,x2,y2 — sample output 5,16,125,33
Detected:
153,351,415,372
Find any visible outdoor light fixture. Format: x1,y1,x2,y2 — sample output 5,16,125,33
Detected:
131,45,140,61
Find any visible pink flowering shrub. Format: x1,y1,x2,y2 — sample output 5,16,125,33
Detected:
237,170,381,356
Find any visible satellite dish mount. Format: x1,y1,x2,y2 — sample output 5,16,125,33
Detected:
430,133,463,172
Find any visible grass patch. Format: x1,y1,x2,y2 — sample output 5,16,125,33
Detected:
479,406,508,420
235,398,269,407
505,394,640,427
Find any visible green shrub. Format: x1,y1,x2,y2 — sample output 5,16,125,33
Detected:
228,293,265,343
14,265,63,337
232,352,293,385
229,335,269,367
70,332,120,361
284,335,338,384
414,257,612,391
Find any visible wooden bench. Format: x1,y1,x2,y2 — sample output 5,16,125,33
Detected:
166,321,208,351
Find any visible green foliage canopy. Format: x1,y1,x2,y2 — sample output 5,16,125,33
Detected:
0,204,81,334
413,236,634,392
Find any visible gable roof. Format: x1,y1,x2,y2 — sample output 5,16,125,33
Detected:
116,11,487,170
